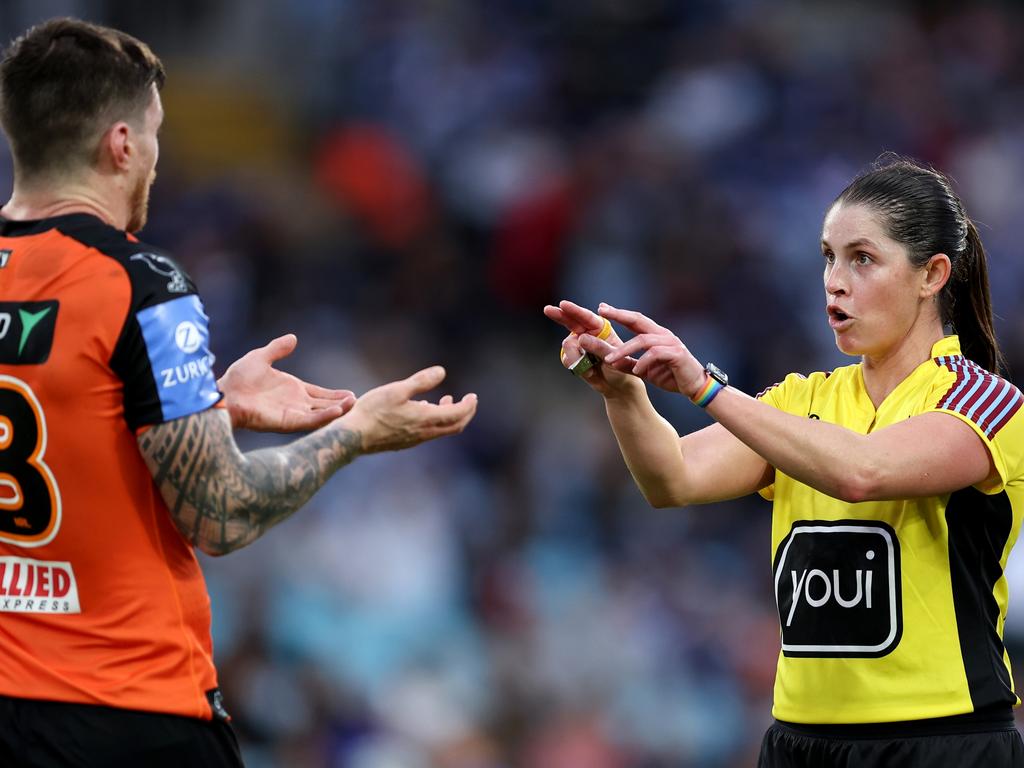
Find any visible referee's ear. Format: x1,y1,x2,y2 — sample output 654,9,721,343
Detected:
920,253,951,300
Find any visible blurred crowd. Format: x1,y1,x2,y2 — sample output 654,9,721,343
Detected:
5,0,1024,766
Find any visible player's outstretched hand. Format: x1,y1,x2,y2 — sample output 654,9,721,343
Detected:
218,334,356,432
597,303,706,396
543,299,640,397
339,366,477,453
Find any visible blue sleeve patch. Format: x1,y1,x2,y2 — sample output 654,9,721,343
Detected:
137,294,222,422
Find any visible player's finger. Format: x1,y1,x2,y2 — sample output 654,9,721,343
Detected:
286,404,346,431
424,393,478,426
439,394,454,406
305,383,355,400
309,395,354,410
397,365,447,398
260,333,298,363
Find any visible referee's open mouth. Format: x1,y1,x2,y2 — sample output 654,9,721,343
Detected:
827,304,852,329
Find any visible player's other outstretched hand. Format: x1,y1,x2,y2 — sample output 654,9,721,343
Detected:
339,366,478,453
218,334,357,433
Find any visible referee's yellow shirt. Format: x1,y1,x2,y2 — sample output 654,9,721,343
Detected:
758,335,1024,724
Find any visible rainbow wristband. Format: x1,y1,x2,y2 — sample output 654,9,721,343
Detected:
690,374,723,408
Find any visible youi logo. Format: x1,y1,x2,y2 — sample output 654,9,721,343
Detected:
773,520,902,658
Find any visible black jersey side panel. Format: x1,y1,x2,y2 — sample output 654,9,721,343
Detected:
945,486,1015,712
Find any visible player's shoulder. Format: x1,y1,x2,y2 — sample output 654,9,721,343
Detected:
49,214,196,305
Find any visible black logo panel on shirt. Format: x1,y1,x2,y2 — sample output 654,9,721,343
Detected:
0,301,58,364
773,519,902,658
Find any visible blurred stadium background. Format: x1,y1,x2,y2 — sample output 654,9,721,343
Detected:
4,0,1024,766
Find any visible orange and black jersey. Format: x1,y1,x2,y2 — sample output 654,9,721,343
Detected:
0,212,223,719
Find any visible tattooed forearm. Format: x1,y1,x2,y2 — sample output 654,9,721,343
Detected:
138,409,363,555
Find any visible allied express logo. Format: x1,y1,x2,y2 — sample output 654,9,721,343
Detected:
773,519,903,657
0,556,79,613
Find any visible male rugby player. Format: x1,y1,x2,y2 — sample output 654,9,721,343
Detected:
0,18,477,767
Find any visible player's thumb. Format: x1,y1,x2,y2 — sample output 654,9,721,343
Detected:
402,365,446,396
262,333,298,362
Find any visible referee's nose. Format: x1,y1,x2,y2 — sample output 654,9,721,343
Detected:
825,263,848,298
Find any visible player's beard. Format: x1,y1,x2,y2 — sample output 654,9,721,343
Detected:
126,168,156,233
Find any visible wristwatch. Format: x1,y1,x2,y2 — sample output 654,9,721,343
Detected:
705,362,728,387
691,362,728,408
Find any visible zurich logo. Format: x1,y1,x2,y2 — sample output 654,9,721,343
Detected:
174,321,202,354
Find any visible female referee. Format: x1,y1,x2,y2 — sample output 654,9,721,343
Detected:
545,158,1024,767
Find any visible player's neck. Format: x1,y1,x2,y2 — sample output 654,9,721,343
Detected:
2,173,128,230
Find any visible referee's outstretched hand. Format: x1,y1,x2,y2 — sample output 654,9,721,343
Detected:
599,303,706,397
339,366,478,453
544,299,639,397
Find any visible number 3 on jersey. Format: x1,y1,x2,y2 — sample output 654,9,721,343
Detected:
0,376,61,546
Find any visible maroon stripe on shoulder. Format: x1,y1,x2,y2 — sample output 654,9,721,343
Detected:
935,355,973,410
935,355,1023,437
973,385,1013,435
955,376,1000,417
988,392,1024,437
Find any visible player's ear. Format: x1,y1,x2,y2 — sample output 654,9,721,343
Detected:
100,121,133,173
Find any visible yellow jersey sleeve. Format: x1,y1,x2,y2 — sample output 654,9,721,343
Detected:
928,357,1024,495
756,372,818,501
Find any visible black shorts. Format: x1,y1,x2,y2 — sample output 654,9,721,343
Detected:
759,710,1024,768
0,694,244,768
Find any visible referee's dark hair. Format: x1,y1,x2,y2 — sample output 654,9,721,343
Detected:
0,17,165,180
834,156,1003,373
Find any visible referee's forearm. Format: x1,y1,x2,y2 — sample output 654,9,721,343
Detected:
706,386,869,501
605,391,688,507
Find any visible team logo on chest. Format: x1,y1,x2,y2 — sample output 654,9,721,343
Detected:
773,519,903,657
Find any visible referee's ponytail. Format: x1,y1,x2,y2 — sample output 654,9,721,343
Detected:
834,156,1004,373
953,220,1002,373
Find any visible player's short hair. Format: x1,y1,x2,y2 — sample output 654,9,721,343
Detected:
0,17,165,179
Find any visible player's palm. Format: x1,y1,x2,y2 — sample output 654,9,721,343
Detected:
219,335,355,432
342,366,477,452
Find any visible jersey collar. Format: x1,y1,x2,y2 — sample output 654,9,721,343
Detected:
930,335,962,359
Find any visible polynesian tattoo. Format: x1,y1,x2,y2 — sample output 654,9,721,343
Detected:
138,408,362,555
